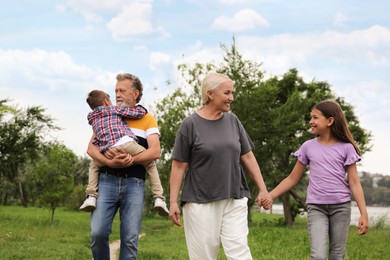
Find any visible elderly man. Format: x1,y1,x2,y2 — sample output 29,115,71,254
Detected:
87,73,161,260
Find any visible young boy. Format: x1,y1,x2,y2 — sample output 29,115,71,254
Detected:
80,90,169,216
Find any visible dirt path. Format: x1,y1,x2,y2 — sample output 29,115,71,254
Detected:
109,240,120,260
109,233,145,259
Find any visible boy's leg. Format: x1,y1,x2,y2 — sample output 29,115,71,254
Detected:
86,159,102,198
80,160,101,211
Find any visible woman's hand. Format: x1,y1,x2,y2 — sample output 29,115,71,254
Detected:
257,191,273,210
169,202,181,227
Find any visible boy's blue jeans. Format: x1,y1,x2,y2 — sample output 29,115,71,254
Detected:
307,202,351,260
90,173,145,260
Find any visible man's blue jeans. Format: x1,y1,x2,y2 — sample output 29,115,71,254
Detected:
307,202,351,260
90,173,145,260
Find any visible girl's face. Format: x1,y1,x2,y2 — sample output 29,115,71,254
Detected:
209,81,234,112
309,108,333,135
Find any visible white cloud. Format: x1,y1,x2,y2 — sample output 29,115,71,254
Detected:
212,9,269,32
62,0,126,14
0,49,113,93
334,12,348,27
218,0,252,4
107,2,168,40
149,52,172,71
59,0,126,23
0,49,116,156
237,25,390,73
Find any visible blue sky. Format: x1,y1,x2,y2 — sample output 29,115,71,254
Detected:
1,0,389,175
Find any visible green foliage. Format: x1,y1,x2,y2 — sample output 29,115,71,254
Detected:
30,143,77,222
0,99,60,207
66,184,88,211
377,177,390,189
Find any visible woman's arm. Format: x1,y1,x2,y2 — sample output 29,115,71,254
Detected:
269,160,306,200
240,151,270,209
169,160,188,227
347,163,369,235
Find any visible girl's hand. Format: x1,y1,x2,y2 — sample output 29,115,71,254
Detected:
256,192,273,210
357,214,369,235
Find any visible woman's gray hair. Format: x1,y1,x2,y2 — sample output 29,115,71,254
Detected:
201,72,234,105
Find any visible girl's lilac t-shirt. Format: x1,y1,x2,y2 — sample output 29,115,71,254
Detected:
294,138,361,204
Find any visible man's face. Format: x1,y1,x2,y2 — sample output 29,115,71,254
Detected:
115,79,137,108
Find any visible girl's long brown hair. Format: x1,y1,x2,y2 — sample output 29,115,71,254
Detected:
313,100,361,155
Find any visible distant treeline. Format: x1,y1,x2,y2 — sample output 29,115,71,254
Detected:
359,171,390,206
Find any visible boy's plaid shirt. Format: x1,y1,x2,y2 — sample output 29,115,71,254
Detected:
88,105,147,152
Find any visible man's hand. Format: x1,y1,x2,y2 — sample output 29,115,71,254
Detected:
105,147,133,168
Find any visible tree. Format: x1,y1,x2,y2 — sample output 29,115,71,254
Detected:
0,99,60,206
31,143,77,223
377,177,390,189
156,39,372,226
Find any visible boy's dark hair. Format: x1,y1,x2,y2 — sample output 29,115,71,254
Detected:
86,90,109,110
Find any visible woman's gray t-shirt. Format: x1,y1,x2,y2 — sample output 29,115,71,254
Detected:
172,112,254,204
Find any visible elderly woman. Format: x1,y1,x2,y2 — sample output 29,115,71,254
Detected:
169,72,270,260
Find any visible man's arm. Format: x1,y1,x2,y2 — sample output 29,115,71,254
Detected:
87,133,133,168
131,133,160,164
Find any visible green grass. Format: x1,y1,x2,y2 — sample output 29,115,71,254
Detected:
0,206,389,259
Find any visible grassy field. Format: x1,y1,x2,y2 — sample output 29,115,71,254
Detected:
0,206,389,259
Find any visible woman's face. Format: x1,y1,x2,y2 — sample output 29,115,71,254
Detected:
209,81,234,112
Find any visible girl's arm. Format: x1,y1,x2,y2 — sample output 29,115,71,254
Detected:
269,160,306,200
169,160,188,227
347,163,369,235
240,151,270,209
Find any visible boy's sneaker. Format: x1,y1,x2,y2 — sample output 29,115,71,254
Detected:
79,196,97,212
154,198,169,217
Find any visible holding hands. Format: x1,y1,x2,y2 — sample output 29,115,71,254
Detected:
256,191,273,210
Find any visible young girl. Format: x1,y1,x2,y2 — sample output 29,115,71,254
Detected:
265,100,368,259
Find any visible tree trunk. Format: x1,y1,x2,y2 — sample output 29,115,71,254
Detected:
289,189,307,211
280,192,293,227
18,180,28,207
51,208,55,224
16,166,28,207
